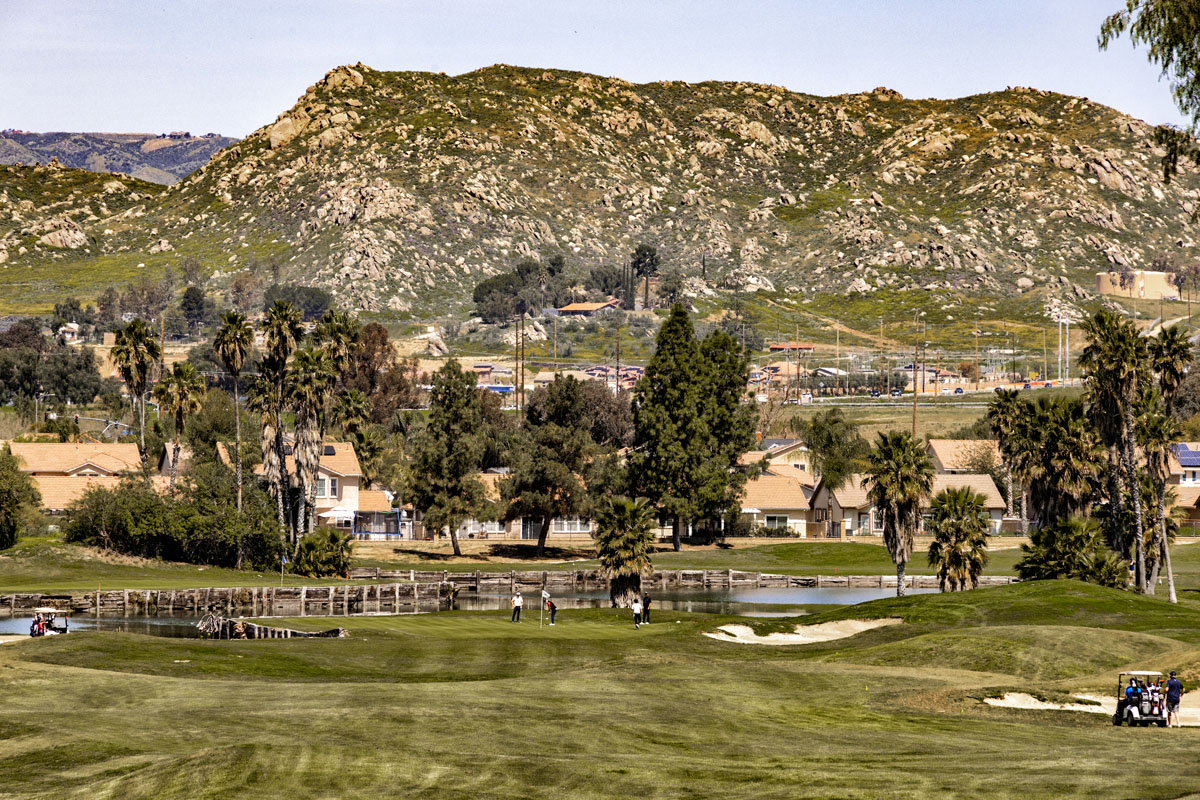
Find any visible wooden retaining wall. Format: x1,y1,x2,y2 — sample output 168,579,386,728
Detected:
0,582,450,615
347,567,1018,592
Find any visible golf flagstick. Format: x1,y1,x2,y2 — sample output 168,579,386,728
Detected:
541,589,550,628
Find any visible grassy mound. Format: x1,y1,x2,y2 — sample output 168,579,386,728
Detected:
821,625,1180,680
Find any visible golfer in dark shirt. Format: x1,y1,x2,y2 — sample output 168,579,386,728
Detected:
642,592,651,624
1167,671,1184,728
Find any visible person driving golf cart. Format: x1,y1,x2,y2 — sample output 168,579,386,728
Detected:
1114,671,1167,727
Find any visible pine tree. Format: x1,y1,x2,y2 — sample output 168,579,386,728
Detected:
501,375,593,557
408,360,485,556
629,304,706,551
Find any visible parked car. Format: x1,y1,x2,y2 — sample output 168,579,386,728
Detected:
890,389,902,397
1022,383,1032,390
953,387,964,395
870,389,881,397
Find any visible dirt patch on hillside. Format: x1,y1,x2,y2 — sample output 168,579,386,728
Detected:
705,617,902,645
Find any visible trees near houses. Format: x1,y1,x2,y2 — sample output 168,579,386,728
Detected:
0,445,40,551
408,360,485,557
1081,310,1151,589
502,374,593,557
111,318,162,474
1015,517,1126,587
798,408,869,537
629,305,757,551
152,362,204,491
594,496,655,607
863,431,934,596
927,487,990,592
213,311,253,515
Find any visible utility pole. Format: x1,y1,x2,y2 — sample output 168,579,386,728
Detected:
1064,319,1070,383
615,321,621,395
835,327,840,395
911,312,919,436
1042,328,1047,382
974,318,980,392
553,316,558,376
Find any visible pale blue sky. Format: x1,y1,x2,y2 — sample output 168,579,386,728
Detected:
0,0,1187,137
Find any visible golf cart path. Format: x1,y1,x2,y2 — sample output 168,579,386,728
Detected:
705,618,902,645
986,692,1200,726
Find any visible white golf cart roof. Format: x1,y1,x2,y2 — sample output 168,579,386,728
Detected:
1121,671,1163,676
31,607,65,614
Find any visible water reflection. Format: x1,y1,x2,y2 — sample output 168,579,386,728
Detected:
0,585,937,637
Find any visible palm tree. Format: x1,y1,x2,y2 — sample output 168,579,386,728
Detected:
1137,390,1179,602
152,362,204,491
333,389,370,438
1010,398,1103,528
260,301,304,531
927,487,990,592
246,374,285,530
111,318,162,475
1081,310,1150,591
313,309,361,377
213,311,253,514
799,408,868,537
863,431,933,596
986,389,1023,517
593,496,656,607
1148,324,1194,414
288,348,336,536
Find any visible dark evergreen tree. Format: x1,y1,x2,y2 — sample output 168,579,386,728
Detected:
629,304,706,551
631,243,660,309
408,360,485,556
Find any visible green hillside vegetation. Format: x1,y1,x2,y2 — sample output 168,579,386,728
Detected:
4,581,1200,798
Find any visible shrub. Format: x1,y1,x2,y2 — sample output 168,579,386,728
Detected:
1015,517,1127,588
63,461,284,570
290,528,352,578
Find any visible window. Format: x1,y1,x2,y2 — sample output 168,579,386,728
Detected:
764,515,788,530
315,477,339,498
814,507,828,522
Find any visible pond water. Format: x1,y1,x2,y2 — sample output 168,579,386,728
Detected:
0,585,936,638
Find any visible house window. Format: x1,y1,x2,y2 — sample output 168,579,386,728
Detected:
814,507,828,522
764,515,788,530
316,477,339,498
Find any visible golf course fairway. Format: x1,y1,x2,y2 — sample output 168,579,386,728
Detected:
2,580,1200,799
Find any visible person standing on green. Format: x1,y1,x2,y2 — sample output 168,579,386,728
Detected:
511,591,523,623
631,597,643,629
642,592,652,625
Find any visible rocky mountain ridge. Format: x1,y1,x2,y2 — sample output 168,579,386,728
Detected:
1,64,1197,321
0,130,238,185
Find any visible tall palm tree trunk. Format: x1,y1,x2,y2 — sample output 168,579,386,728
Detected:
1121,411,1145,591
1163,523,1178,604
896,558,907,597
1005,467,1013,517
233,377,243,515
169,439,180,490
1020,490,1028,534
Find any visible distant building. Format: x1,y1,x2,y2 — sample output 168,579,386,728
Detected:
5,441,164,512
557,300,621,317
1096,270,1179,300
926,439,1002,474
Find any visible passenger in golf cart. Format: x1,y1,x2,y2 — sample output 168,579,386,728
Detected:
1113,670,1167,727
27,607,69,637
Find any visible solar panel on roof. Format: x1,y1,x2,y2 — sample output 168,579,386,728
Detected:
323,445,335,456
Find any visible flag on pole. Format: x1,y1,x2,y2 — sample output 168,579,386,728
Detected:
541,589,550,599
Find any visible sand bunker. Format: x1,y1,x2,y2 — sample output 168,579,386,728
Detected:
0,635,25,646
986,692,1200,726
984,693,1107,714
705,617,902,645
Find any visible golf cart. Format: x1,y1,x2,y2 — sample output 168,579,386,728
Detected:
1113,670,1167,727
28,607,69,637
